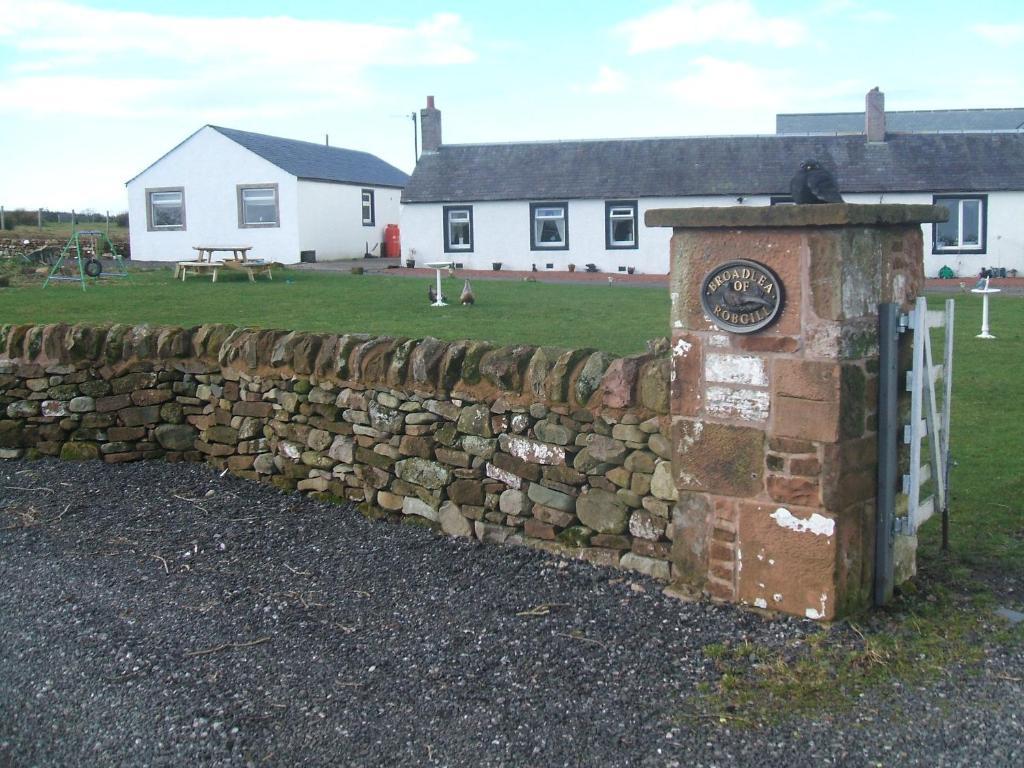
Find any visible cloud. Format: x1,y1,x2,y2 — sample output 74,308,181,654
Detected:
587,66,627,94
0,1,475,117
663,57,862,131
973,22,1024,46
616,1,805,54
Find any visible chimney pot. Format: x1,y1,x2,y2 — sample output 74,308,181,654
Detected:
427,95,435,109
866,87,886,142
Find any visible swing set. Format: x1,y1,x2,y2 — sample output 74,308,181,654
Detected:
44,229,130,290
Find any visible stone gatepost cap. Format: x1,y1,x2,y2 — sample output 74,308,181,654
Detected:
645,203,949,229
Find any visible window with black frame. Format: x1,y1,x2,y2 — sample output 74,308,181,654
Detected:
933,195,986,253
605,200,637,249
530,202,568,250
361,189,375,226
443,205,473,252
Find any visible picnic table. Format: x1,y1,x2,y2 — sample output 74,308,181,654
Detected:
174,245,271,282
192,245,252,263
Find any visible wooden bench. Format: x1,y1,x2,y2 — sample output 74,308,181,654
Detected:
219,259,273,282
174,261,219,282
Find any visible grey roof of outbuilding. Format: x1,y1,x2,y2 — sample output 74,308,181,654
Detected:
401,133,1024,203
777,108,1024,134
209,126,409,188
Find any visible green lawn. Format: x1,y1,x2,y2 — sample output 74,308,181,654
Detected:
921,292,1024,576
0,267,670,357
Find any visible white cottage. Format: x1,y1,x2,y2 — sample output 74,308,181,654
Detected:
127,125,408,264
401,93,1024,277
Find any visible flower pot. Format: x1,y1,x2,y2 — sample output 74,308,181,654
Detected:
567,264,576,272
405,259,415,268
492,262,502,271
626,266,635,275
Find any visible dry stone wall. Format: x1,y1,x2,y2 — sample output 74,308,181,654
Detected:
0,323,677,580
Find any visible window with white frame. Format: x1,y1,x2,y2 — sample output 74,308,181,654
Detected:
237,184,279,227
933,195,986,253
530,202,568,250
146,187,185,231
443,205,473,252
605,200,638,249
361,189,375,226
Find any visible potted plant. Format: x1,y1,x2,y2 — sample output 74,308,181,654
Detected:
626,266,636,275
405,258,415,268
567,263,576,272
492,262,502,271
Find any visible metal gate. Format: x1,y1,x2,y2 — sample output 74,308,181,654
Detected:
874,297,955,606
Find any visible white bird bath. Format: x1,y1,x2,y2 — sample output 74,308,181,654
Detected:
970,277,1000,339
425,261,453,307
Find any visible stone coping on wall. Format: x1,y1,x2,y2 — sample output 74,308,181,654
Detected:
645,203,949,229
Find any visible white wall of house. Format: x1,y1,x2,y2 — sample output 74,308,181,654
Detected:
296,182,403,261
127,127,298,263
403,195,773,275
403,191,1023,276
844,191,1023,277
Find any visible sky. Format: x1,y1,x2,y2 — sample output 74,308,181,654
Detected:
1,0,1022,212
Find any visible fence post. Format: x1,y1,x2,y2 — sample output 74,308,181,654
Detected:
38,208,43,230
1,206,5,231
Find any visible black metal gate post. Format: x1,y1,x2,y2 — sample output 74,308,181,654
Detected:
874,303,899,606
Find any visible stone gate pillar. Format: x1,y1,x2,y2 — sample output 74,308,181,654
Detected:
647,204,946,620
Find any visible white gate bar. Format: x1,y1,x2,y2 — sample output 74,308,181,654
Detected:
942,300,954,466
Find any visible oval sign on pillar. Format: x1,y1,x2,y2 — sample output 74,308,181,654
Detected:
700,259,784,334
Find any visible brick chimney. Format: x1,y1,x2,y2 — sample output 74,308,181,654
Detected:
865,87,885,142
420,95,442,153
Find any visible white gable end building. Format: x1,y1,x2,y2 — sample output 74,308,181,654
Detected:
127,125,408,264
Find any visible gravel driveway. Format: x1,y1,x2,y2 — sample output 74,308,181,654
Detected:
1,459,1021,767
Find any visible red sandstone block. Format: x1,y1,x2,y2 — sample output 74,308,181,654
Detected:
194,440,234,457
789,456,821,476
709,539,735,563
524,518,557,540
108,426,146,442
95,394,132,413
773,359,840,402
767,474,820,506
103,451,143,464
130,389,173,406
227,455,255,471
773,396,839,443
735,335,799,354
632,539,671,559
591,534,631,550
233,400,274,418
709,559,735,583
672,420,764,497
768,436,818,454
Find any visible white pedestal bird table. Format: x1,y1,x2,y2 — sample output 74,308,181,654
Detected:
425,261,453,307
970,276,1000,339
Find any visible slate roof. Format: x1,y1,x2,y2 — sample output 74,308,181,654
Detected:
210,126,409,188
777,108,1024,134
401,133,1024,203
